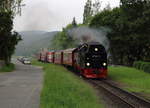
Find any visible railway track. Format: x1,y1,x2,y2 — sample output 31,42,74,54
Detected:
88,79,150,108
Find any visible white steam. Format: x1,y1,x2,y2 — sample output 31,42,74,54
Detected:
68,26,110,50
14,2,61,31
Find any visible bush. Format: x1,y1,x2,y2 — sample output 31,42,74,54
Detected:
0,63,15,72
133,61,150,73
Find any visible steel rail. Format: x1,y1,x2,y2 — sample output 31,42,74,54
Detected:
102,80,150,108
88,79,150,108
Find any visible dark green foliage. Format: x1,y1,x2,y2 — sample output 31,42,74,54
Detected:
90,0,150,65
0,0,22,65
133,61,150,73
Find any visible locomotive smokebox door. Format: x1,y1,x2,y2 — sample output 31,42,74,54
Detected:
93,69,99,74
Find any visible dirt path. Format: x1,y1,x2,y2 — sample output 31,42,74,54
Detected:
0,59,43,108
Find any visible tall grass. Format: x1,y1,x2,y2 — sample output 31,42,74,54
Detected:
32,61,103,108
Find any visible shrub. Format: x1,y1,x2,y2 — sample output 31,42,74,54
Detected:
0,63,15,72
143,64,150,73
133,61,150,73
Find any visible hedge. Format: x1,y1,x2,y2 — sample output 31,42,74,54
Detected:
133,61,150,73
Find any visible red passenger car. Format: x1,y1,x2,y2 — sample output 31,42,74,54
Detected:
54,51,63,64
46,51,55,63
63,48,76,66
40,51,47,62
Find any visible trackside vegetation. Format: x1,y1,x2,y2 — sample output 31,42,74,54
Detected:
32,60,103,108
109,66,150,99
90,0,150,66
0,63,15,72
133,61,150,73
0,0,22,65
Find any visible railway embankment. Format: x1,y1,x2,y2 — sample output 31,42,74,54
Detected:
108,66,150,100
32,60,104,108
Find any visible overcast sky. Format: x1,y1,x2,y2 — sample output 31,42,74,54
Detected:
14,0,120,32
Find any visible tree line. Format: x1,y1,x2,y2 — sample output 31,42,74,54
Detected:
90,0,150,65
0,0,22,65
51,0,150,66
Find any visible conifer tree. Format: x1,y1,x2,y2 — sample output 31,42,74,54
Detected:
83,0,93,24
72,17,77,27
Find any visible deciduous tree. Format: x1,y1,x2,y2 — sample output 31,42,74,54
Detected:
0,0,23,65
83,0,93,24
90,0,150,65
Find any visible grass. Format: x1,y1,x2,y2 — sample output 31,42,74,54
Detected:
109,66,150,99
32,60,103,108
0,63,15,72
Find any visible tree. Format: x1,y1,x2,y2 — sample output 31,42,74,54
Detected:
83,0,93,24
72,17,77,27
92,0,102,15
90,0,150,65
104,3,111,11
0,0,23,14
0,0,23,65
83,0,102,25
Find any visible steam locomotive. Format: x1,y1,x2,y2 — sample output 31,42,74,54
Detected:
37,42,107,79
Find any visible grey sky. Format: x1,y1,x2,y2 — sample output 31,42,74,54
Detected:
14,0,120,32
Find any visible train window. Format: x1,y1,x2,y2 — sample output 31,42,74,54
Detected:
78,44,88,52
81,46,88,52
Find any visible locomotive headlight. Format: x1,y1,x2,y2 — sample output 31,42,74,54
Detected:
86,63,90,66
95,48,98,51
103,63,107,66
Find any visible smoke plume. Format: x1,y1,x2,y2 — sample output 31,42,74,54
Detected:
14,2,61,31
68,26,110,50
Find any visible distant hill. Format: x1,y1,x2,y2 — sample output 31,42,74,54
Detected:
15,31,58,56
